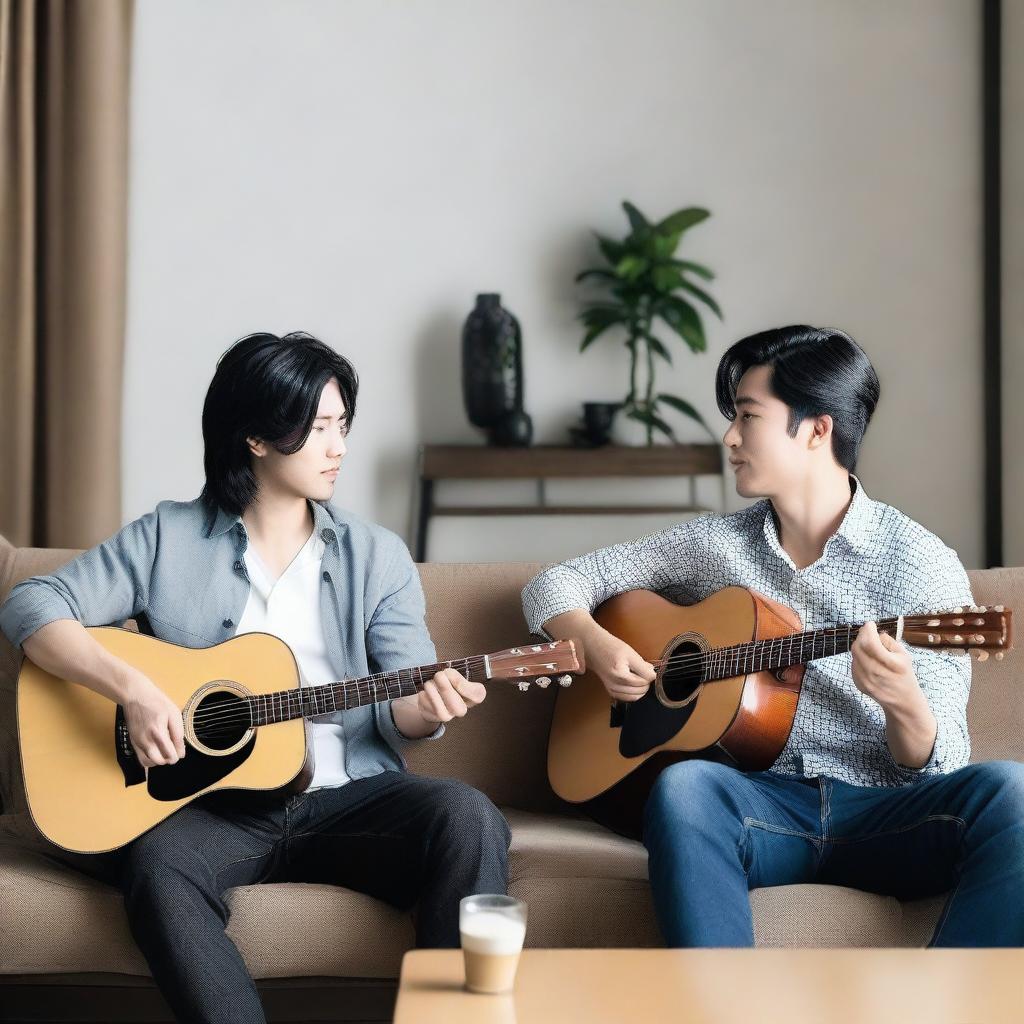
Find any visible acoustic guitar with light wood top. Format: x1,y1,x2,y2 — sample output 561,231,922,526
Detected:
18,628,580,854
545,587,1012,832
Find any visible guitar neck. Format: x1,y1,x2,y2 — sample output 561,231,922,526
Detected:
248,657,484,726
702,618,904,681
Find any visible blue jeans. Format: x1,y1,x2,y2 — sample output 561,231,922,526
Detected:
643,760,1024,947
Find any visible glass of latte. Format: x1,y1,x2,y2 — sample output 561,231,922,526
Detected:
459,894,528,994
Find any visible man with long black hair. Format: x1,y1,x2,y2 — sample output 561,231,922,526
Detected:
523,325,1024,947
0,332,511,1023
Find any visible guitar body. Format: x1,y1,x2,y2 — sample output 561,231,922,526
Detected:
19,628,311,853
547,587,806,808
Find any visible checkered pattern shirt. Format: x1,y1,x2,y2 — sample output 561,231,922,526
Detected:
522,476,974,787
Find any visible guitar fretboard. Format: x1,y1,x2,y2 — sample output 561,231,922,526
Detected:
246,658,480,727
696,618,903,682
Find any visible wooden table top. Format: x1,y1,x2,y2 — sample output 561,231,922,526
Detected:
394,947,1024,1024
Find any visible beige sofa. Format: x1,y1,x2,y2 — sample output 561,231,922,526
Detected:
1,534,1021,1022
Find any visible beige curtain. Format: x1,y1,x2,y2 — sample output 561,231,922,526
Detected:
0,0,133,550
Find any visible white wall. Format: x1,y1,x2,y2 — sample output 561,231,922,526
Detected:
1005,2,1024,568
123,0,985,565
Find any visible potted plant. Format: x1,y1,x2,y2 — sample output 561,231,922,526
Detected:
576,200,721,445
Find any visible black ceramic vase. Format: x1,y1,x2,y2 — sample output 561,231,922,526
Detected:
461,293,533,446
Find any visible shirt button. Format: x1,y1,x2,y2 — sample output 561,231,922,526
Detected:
322,571,330,582
321,528,335,544
223,618,233,628
233,560,244,572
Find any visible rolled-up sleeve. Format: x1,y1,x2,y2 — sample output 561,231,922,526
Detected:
886,540,974,780
521,514,712,637
0,511,159,650
367,536,444,745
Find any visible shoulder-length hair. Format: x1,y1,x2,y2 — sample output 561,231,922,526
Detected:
200,331,359,515
715,325,880,473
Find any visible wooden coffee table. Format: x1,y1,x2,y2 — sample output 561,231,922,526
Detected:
394,948,1024,1023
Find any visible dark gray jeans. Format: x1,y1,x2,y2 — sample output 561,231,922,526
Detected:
62,771,511,1024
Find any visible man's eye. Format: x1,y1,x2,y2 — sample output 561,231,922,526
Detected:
741,413,755,421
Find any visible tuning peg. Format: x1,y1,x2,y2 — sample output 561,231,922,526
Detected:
517,681,531,692
975,651,989,662
558,675,573,687
995,605,1005,613
951,618,965,627
535,676,552,689
995,652,1005,661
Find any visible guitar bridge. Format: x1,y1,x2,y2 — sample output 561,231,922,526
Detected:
114,705,146,787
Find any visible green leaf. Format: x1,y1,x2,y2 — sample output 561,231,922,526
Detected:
643,332,673,365
649,232,682,259
578,305,628,351
575,268,619,284
678,279,723,319
629,406,675,439
579,304,627,328
622,201,650,235
651,265,685,292
656,296,707,352
648,412,676,440
615,255,648,281
657,207,710,236
657,393,715,437
580,321,619,352
595,233,626,266
669,259,715,281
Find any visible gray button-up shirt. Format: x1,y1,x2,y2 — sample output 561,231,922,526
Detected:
522,476,974,788
0,497,442,780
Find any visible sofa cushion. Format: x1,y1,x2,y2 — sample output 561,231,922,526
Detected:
1,807,950,980
963,568,1024,763
0,837,414,980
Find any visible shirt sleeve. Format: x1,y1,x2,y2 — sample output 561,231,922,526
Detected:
366,535,445,745
0,509,160,650
521,514,713,637
885,538,974,781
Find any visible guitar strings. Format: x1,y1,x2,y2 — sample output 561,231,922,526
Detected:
186,614,957,738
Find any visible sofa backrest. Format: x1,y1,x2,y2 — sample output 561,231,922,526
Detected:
1,535,1022,824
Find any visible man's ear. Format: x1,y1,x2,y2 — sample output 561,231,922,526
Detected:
808,414,833,451
246,436,267,458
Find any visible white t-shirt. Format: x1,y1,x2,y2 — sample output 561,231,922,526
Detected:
235,529,351,790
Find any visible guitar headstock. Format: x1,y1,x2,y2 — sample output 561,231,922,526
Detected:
485,640,581,691
901,605,1013,661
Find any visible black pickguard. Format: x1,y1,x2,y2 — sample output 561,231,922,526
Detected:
618,638,705,758
618,686,696,757
146,735,257,801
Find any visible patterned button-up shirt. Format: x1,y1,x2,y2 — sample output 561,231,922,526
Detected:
522,476,974,788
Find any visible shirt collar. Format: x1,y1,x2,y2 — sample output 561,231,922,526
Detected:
207,498,343,546
763,473,874,563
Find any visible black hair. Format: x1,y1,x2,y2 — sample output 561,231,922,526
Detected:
715,325,880,472
200,331,358,515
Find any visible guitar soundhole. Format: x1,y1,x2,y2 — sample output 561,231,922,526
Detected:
661,640,703,704
191,690,251,750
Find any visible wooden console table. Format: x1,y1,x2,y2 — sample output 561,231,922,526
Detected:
415,443,725,561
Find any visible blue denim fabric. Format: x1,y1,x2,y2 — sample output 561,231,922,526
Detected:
643,759,1024,947
0,497,443,778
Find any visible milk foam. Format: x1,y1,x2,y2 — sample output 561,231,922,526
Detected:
460,911,527,955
